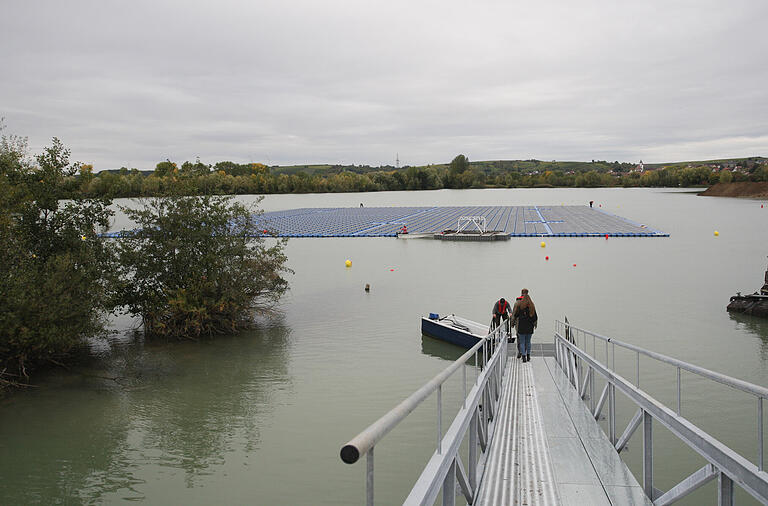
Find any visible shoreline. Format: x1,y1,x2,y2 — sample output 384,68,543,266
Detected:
698,182,768,199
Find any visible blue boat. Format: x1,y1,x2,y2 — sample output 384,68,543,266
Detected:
420,314,489,349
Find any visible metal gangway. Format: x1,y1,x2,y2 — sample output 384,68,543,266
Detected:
339,320,768,505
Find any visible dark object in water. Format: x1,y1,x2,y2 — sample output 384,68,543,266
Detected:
421,314,487,349
727,260,768,318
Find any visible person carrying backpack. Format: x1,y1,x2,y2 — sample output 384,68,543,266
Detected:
513,288,538,362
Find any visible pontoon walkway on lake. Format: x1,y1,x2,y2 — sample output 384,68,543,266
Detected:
340,320,768,505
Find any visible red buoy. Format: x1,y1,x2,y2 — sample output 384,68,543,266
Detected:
605,234,609,240
545,256,549,260
573,263,577,267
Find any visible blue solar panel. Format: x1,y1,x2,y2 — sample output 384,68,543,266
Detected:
251,206,668,238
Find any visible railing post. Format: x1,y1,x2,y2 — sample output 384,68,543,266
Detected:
759,396,764,472
637,350,640,387
443,458,456,506
469,411,477,491
677,366,682,415
366,447,374,506
462,362,466,410
718,472,733,506
643,410,653,498
437,385,442,454
609,383,616,445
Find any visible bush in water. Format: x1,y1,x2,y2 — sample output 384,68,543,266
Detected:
115,194,291,339
0,133,115,382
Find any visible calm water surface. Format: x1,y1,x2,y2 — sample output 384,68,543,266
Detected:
1,188,767,504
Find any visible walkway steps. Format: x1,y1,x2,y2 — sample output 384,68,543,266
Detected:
475,356,651,505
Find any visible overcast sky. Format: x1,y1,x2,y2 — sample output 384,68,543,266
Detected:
2,0,767,169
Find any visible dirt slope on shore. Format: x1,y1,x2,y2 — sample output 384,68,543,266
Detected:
699,182,768,198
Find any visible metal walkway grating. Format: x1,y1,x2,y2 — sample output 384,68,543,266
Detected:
253,206,668,238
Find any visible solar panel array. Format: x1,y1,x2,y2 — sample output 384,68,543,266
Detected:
252,206,668,238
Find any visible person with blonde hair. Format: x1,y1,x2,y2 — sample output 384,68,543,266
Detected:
512,288,538,362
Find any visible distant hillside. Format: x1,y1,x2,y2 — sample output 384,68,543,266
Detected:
270,156,766,177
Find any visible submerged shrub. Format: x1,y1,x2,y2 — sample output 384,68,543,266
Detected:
115,195,290,339
0,134,114,381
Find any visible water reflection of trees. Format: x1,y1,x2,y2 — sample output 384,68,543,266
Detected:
0,323,292,503
728,312,768,361
127,323,293,487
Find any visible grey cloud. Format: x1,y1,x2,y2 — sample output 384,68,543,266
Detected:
1,0,766,169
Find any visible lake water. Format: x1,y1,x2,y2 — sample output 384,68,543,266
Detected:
1,188,767,504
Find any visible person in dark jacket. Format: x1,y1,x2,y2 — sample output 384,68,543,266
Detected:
491,297,510,331
512,288,537,362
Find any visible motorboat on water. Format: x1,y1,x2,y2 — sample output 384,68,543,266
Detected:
420,313,490,349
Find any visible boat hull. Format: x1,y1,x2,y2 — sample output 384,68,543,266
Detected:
727,294,768,318
421,317,483,349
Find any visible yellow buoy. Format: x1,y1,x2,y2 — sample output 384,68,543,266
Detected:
714,231,719,237
540,241,546,248
345,259,352,267
81,235,86,241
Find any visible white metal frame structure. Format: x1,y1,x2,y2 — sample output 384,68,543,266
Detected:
340,320,511,505
456,216,487,234
553,320,768,505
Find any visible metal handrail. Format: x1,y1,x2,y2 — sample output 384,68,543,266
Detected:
555,320,768,400
340,317,510,505
554,323,768,505
340,322,503,464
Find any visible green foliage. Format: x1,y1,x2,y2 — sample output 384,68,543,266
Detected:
42,153,768,197
0,134,114,379
115,195,291,339
154,160,177,177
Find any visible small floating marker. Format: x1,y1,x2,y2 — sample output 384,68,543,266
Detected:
540,241,546,248
345,259,352,267
605,234,609,240
545,256,549,260
364,283,370,292
573,263,577,267
263,229,268,234
714,230,719,237
389,268,394,271
762,204,764,208
81,235,86,241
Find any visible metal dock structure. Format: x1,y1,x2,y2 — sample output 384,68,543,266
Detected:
254,206,668,238
340,321,768,505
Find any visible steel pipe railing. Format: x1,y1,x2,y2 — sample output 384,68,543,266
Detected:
555,321,768,401
340,318,510,505
554,321,768,505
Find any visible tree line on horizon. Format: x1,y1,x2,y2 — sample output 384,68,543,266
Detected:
72,154,768,198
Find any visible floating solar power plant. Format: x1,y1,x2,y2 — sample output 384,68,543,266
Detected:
252,206,669,238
